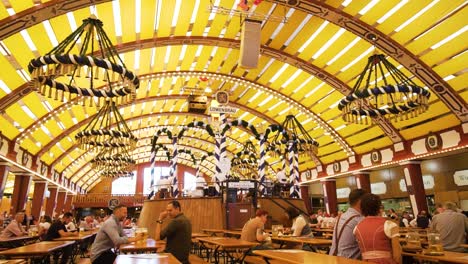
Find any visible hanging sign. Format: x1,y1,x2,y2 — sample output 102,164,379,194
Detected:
209,106,238,114
454,170,468,186
337,187,351,199
399,175,434,191
371,182,387,194
229,181,255,189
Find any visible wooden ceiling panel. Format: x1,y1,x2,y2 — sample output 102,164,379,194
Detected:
0,0,465,188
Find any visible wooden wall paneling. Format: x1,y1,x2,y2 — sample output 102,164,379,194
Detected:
138,197,224,235
257,198,307,228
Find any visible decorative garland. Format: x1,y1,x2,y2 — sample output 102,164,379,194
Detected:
221,119,260,139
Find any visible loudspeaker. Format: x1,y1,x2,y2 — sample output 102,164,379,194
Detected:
239,19,261,69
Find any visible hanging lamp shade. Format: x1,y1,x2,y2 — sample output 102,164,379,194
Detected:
338,54,430,125
270,115,319,158
27,16,139,106
75,100,137,151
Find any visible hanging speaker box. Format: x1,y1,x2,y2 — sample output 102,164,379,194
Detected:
239,19,262,69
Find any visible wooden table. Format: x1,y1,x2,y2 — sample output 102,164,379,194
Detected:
202,229,226,236
402,251,468,264
53,231,97,259
0,260,28,264
197,237,257,264
223,230,242,237
114,253,181,264
271,236,332,252
0,241,74,262
192,233,210,238
119,238,166,254
271,236,332,246
53,230,96,241
253,249,368,264
0,235,39,248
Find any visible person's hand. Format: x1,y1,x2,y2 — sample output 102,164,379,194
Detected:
159,211,168,221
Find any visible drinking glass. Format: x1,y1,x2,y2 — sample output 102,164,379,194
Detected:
406,232,421,248
427,232,444,254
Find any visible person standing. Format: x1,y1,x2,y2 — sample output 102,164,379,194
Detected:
154,200,192,264
329,188,367,259
90,205,144,263
430,201,468,252
354,194,401,264
241,209,272,250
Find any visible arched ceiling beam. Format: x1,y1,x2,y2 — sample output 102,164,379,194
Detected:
75,140,223,185
2,36,401,147
0,0,112,40
36,94,274,158
54,120,249,172
82,155,215,191
3,1,455,141
28,71,353,164
16,87,274,144
284,0,467,121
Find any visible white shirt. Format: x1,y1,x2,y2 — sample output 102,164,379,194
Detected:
66,221,77,232
276,171,288,183
291,215,308,237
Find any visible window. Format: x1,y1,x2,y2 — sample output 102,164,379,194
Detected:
184,171,197,191
111,172,137,195
143,167,170,195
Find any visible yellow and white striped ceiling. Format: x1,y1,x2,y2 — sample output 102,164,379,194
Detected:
0,0,466,191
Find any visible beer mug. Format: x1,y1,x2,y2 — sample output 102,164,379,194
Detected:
406,232,421,248
271,225,279,237
142,227,148,240
427,232,444,255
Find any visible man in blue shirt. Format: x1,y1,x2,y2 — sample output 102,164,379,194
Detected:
90,205,144,263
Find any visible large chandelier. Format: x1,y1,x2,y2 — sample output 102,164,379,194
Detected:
75,100,137,152
271,115,319,158
338,54,430,125
27,16,139,106
91,147,136,175
231,141,258,179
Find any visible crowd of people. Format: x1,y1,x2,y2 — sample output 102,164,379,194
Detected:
327,190,468,264
1,192,467,264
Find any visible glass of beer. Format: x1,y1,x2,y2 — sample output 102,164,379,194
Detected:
427,232,444,255
142,227,148,241
406,232,421,248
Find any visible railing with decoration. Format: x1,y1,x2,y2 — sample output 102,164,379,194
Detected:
72,193,147,208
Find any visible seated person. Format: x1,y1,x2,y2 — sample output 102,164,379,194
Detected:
66,220,77,232
430,201,468,252
0,212,28,240
80,216,96,230
241,209,272,251
285,207,313,237
38,215,52,240
45,212,76,264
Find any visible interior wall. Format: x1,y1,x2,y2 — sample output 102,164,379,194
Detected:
88,162,209,194
308,151,468,209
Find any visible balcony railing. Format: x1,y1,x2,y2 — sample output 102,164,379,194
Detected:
73,193,147,208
